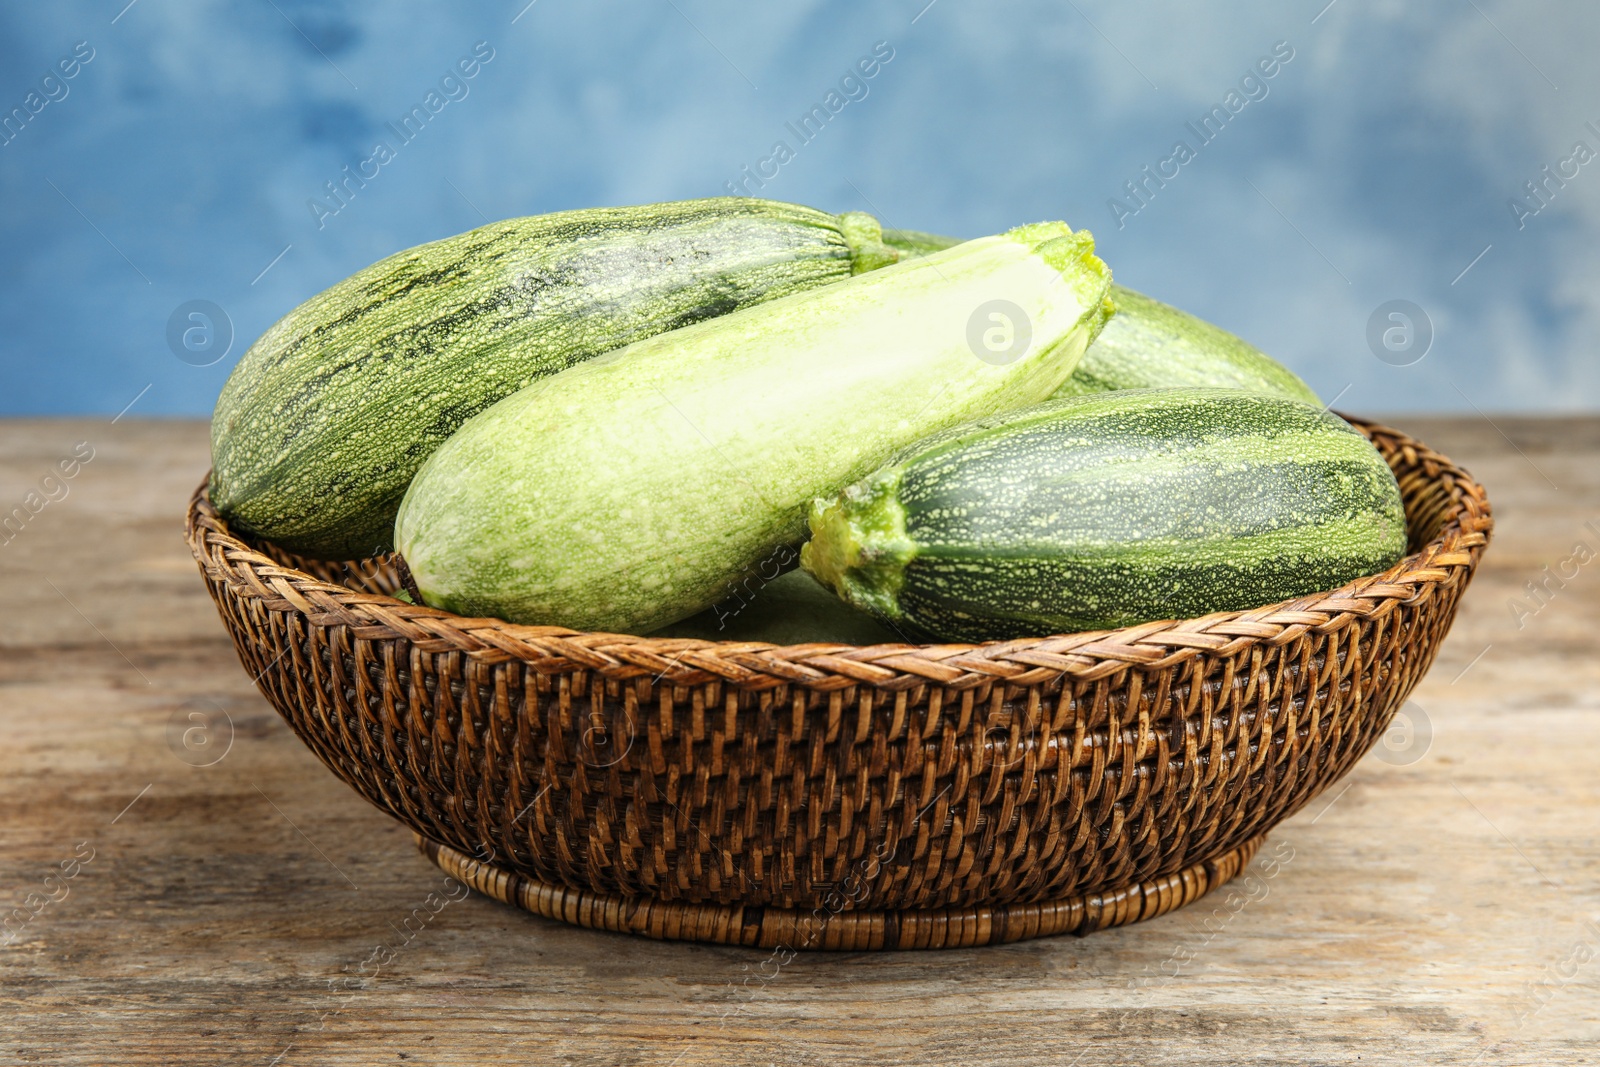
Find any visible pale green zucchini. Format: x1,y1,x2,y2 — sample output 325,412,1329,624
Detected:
881,229,1319,404
212,198,899,560
802,388,1407,641
395,221,1114,633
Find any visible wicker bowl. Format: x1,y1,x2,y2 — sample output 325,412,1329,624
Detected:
187,417,1490,950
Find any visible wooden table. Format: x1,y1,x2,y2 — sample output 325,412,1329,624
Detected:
2,417,1595,1066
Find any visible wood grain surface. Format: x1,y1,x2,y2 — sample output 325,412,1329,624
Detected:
1,416,1595,1066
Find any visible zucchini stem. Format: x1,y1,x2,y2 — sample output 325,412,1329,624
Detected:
801,472,916,621
837,211,900,274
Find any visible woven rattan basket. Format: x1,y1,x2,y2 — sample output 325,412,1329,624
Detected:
187,417,1490,950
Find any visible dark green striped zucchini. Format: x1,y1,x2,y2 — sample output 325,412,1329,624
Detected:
882,229,1319,404
880,228,965,258
801,388,1407,640
212,198,899,560
651,569,903,646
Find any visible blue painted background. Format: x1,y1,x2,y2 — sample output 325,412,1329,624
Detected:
1,0,1594,415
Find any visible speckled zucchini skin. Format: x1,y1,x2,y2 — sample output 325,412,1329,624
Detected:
1057,286,1320,403
212,199,898,560
802,388,1406,641
395,222,1114,634
882,229,1319,404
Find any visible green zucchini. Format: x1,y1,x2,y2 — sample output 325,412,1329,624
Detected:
1057,286,1320,403
802,388,1406,641
651,569,903,646
881,229,1319,404
212,198,900,561
880,228,965,258
395,221,1114,633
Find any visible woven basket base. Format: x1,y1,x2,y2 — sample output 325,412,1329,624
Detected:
417,832,1266,951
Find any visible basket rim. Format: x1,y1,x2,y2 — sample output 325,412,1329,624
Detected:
185,415,1492,692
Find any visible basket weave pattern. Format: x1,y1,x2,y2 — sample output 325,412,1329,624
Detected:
186,419,1490,946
